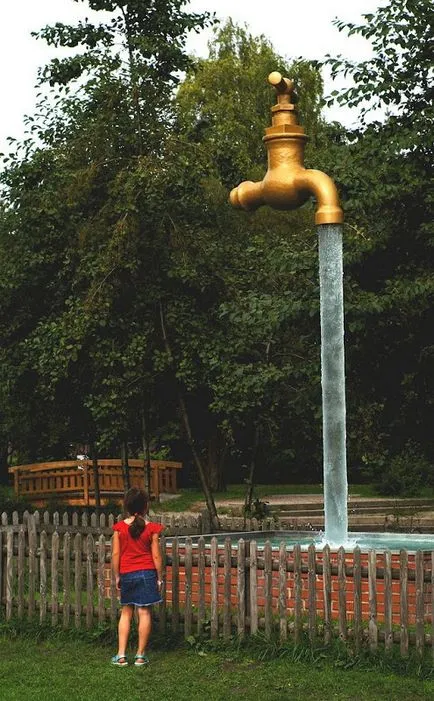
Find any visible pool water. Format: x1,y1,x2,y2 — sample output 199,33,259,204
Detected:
182,530,434,552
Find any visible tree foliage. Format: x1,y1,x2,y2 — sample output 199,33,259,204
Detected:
0,0,432,503
322,0,434,487
0,0,213,471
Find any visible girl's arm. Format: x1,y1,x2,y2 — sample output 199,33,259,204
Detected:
111,531,121,589
151,533,164,589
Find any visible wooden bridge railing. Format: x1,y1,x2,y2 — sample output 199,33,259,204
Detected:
8,459,182,506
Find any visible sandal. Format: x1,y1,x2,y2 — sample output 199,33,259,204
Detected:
111,654,128,666
134,654,149,666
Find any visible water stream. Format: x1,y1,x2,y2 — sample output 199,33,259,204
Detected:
318,224,348,544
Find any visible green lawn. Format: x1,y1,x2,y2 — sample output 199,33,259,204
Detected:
152,484,382,513
3,483,434,518
0,636,433,700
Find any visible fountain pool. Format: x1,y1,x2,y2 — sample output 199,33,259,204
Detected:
176,530,434,552
161,531,433,630
159,72,434,645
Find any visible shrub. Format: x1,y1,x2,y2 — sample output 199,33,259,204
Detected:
376,442,433,497
0,485,34,514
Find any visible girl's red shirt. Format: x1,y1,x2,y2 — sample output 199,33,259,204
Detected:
113,520,164,574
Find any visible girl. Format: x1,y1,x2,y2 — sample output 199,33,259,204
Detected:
111,487,164,666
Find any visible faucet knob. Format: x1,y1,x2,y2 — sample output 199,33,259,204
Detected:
268,71,294,96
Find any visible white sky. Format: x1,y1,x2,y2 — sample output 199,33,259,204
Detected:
0,0,383,156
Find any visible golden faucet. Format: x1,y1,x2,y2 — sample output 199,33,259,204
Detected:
229,72,343,224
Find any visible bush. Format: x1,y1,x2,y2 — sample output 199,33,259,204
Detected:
376,443,433,497
0,485,35,514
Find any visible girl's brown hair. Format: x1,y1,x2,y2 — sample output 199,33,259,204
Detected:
124,487,149,539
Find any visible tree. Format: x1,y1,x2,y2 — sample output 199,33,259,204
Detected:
164,21,328,500
177,19,324,188
0,0,213,480
322,0,434,489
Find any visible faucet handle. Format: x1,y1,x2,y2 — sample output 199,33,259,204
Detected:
268,71,294,96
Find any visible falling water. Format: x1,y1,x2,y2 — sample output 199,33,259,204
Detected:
318,224,348,544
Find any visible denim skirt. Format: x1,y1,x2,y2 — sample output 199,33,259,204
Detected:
120,569,162,607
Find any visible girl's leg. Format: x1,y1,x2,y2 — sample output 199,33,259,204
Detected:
118,605,134,657
136,606,152,656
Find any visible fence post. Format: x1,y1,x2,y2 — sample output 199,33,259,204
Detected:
195,535,205,635
415,550,424,657
337,546,347,642
244,540,251,628
40,531,48,624
6,529,13,620
74,533,83,628
28,514,37,620
63,533,71,629
384,549,393,652
171,538,179,634
307,544,317,644
97,535,106,624
400,549,409,657
279,541,287,642
237,539,246,638
249,540,258,636
353,546,362,651
264,540,272,639
51,532,60,626
431,552,434,664
184,537,193,638
223,537,232,639
159,535,167,634
0,530,3,617
17,528,25,619
323,544,332,645
86,534,94,628
210,537,218,640
368,550,378,651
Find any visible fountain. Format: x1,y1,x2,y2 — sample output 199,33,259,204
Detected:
161,72,434,640
228,72,434,552
164,73,433,642
230,72,348,545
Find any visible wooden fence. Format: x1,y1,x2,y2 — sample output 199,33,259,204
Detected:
8,459,182,506
1,512,433,659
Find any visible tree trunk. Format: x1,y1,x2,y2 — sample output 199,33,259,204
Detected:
208,430,227,492
141,410,152,497
90,442,101,516
121,6,144,157
244,342,270,525
159,302,220,531
0,441,9,485
177,395,220,531
121,440,130,494
244,424,260,527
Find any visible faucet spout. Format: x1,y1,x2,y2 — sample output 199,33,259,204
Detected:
229,72,343,225
296,170,344,225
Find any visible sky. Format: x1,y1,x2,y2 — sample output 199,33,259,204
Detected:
0,0,383,156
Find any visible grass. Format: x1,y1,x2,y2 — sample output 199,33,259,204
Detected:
0,629,433,701
152,483,386,513
2,482,434,517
